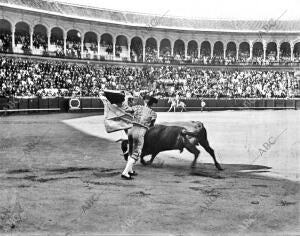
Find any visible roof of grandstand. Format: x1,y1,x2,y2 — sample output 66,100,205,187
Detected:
1,0,300,32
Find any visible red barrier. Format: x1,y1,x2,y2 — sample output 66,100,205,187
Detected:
19,99,29,110
295,100,300,109
286,100,295,108
28,98,39,110
1,97,299,113
80,98,92,110
275,99,285,108
49,98,59,108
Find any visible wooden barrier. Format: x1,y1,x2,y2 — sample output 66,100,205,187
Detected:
0,97,299,114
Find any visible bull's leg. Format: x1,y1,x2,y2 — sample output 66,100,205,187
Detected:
183,139,200,168
200,140,223,170
140,153,147,165
140,152,158,165
147,152,158,165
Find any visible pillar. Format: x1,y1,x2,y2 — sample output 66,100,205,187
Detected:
128,41,131,60
63,31,67,55
198,43,201,58
97,36,100,59
171,42,174,56
112,38,115,60
249,42,253,59
11,28,15,52
263,43,267,61
184,43,187,59
236,45,239,60
210,42,214,58
47,30,50,51
223,47,226,59
291,43,294,61
81,37,84,58
29,28,33,50
142,42,146,62
276,43,280,61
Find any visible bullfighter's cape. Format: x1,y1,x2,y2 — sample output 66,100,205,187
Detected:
100,96,133,133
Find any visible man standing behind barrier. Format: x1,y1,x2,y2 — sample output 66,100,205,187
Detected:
121,95,158,180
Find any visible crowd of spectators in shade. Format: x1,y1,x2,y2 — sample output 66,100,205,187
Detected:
1,34,300,65
1,57,299,98
0,32,12,53
15,33,30,51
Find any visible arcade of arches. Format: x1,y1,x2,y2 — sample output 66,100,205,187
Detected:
0,19,300,63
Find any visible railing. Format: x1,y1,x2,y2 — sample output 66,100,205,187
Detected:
0,97,299,114
1,52,300,69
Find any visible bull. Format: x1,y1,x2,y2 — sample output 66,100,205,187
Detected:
121,121,223,170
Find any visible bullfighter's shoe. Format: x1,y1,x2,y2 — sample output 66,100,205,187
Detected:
121,174,133,180
128,171,138,176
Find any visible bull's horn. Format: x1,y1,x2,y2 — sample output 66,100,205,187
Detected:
115,138,128,142
120,150,129,156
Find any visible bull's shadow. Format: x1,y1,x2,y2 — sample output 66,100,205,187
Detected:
138,158,272,180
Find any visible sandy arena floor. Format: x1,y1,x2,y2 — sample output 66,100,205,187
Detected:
0,110,299,235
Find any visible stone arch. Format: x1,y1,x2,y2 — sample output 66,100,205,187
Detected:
0,19,12,52
253,42,263,57
279,42,291,58
145,37,158,62
239,42,250,59
160,38,171,57
115,35,129,58
33,24,48,50
84,31,98,53
173,39,185,59
15,21,30,50
266,42,277,60
226,41,237,58
130,36,143,62
0,19,12,33
50,27,64,48
293,42,300,59
200,41,211,57
187,40,198,58
66,29,82,58
213,41,224,57
100,33,113,56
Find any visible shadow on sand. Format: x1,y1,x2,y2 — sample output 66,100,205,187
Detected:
139,161,273,180
3,162,274,183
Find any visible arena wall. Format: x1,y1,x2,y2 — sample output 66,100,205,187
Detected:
1,97,299,114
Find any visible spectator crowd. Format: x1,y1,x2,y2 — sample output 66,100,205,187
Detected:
0,57,299,98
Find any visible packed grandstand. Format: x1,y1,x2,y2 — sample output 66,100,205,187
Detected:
0,0,300,99
1,57,299,98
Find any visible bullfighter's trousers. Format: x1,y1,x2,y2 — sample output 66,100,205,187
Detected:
128,125,147,161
